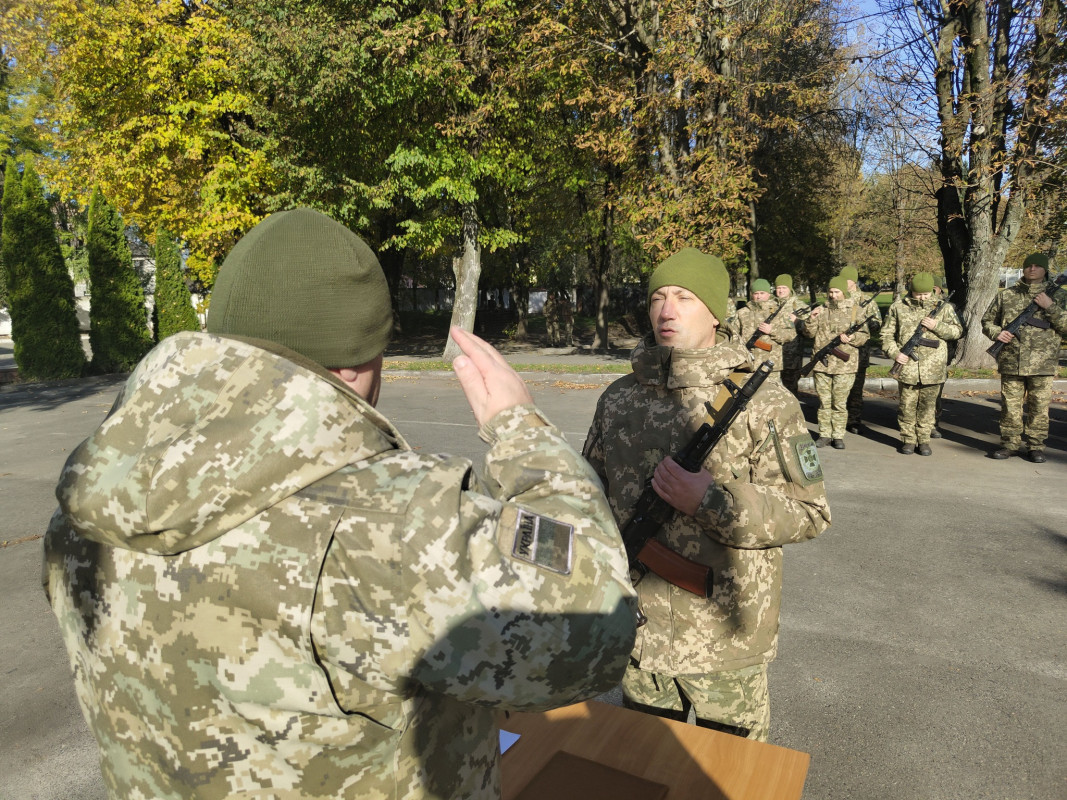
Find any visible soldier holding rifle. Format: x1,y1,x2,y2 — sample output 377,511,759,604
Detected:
583,249,830,742
799,276,870,449
881,272,962,455
734,278,797,382
840,267,883,435
981,253,1067,463
774,274,809,396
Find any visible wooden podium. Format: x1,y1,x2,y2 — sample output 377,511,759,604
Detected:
500,700,809,800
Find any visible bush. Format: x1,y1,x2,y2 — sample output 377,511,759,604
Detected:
2,162,85,381
152,227,200,340
86,188,153,373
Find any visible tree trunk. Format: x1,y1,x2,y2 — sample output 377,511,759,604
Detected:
442,203,481,360
592,195,615,351
748,199,759,289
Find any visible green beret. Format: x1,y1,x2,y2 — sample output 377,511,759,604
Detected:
1023,253,1049,271
840,266,859,283
648,248,730,324
774,274,793,289
751,278,772,295
934,275,945,288
828,276,850,298
910,272,935,293
208,207,392,368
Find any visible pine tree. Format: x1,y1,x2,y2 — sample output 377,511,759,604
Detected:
4,164,85,380
86,188,152,372
1,160,22,311
152,226,199,341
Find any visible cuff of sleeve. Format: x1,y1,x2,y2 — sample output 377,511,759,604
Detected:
695,480,733,532
478,404,552,444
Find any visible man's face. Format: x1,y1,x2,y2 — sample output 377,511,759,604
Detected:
649,285,719,350
911,291,932,302
847,280,858,293
1022,262,1047,284
752,290,771,302
775,284,791,299
828,288,844,302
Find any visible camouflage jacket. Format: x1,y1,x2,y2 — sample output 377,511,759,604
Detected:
734,298,797,370
881,295,963,385
798,301,870,375
776,294,810,369
44,332,636,800
848,290,883,353
583,335,831,675
981,279,1067,376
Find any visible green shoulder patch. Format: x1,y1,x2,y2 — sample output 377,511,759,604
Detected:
511,509,574,575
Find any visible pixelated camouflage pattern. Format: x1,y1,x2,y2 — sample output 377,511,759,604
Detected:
847,289,883,348
981,278,1067,376
998,374,1055,449
897,383,941,444
621,663,770,741
733,298,797,371
45,332,636,800
813,372,855,439
583,335,830,676
881,295,963,385
798,301,869,375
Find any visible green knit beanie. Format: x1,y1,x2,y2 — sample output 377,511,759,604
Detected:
1023,253,1049,271
751,278,772,295
828,276,850,298
775,274,793,290
934,275,945,288
840,266,859,284
910,272,934,293
647,248,730,323
208,208,392,368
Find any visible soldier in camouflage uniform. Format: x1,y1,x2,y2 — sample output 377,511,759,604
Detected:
583,249,831,742
841,267,883,435
734,278,796,382
981,252,1067,463
44,208,637,800
799,276,869,449
881,273,963,455
774,274,809,397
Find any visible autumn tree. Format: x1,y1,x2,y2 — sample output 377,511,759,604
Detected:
2,161,85,380
872,0,1066,366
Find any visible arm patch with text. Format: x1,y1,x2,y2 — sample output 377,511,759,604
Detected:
511,509,574,575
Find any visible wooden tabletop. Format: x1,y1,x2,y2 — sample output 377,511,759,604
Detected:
500,701,809,800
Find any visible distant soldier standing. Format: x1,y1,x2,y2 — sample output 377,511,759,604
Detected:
800,276,869,449
981,253,1067,463
841,266,882,435
734,278,796,382
881,273,962,455
774,274,808,396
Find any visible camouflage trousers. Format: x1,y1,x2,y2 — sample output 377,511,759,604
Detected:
813,372,856,439
846,347,871,426
999,374,1054,450
897,382,941,444
621,662,770,742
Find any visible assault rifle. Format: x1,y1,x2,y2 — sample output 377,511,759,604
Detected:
620,360,774,598
799,294,879,377
746,303,811,352
889,292,955,378
986,274,1067,358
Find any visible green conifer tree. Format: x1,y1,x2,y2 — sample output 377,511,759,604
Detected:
86,188,152,372
1,160,22,311
152,226,199,341
4,164,85,380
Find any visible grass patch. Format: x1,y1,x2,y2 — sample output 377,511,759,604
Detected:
383,359,631,375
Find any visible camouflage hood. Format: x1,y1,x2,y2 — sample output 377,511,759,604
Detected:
631,333,756,389
55,332,407,556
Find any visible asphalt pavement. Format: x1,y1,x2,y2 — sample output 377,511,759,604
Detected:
1,345,1064,800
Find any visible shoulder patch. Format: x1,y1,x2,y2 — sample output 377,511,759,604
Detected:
511,509,574,575
790,435,824,484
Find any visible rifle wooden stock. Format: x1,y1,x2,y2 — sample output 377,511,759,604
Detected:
987,275,1067,358
799,294,877,376
636,540,713,598
753,338,773,351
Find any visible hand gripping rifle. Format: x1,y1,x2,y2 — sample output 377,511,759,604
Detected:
745,302,789,352
799,294,878,377
986,274,1067,358
889,291,955,378
620,360,774,598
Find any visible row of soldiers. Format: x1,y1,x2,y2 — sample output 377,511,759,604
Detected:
729,253,1067,461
